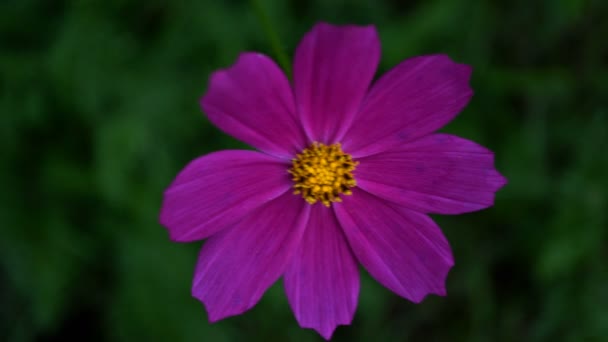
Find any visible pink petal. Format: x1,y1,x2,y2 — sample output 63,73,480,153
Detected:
335,189,453,302
294,22,380,143
201,53,306,159
284,206,359,340
192,192,310,322
343,55,473,157
356,134,507,214
159,150,291,242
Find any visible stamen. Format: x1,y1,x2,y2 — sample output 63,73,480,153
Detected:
288,142,358,207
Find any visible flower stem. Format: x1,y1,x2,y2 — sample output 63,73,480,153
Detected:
249,0,292,79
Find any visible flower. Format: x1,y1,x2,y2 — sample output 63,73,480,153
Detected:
159,22,506,339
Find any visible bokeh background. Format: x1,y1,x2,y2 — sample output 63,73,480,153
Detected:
1,0,607,341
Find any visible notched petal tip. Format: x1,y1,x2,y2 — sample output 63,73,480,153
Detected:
408,262,454,303
336,191,455,304
193,285,256,323
355,134,507,215
284,206,359,340
496,171,509,189
199,51,304,158
443,57,474,101
415,269,453,301
295,321,341,340
200,52,272,110
318,326,338,341
189,192,310,328
295,21,381,143
429,53,473,79
297,318,352,340
191,269,255,324
408,288,446,304
158,150,291,242
343,54,476,157
193,295,233,323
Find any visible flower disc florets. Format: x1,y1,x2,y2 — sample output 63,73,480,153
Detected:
289,142,358,207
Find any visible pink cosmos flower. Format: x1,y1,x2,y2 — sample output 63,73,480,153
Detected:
160,22,506,339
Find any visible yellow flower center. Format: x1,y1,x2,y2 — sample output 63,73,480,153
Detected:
289,142,358,207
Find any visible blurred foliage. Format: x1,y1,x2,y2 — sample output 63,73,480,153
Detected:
1,0,607,341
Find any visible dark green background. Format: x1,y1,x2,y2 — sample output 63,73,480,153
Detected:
1,0,607,341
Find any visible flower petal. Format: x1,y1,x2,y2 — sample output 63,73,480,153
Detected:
201,53,306,158
294,22,380,143
284,206,359,340
159,150,291,242
343,54,473,157
335,189,453,302
356,134,507,214
192,192,310,322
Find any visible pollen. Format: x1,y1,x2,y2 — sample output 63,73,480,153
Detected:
288,142,358,207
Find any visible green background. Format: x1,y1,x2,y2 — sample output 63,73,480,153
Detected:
1,0,607,341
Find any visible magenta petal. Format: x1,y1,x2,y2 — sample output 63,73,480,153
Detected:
294,22,380,143
343,55,473,157
159,150,291,242
192,192,310,322
201,53,306,158
356,134,507,214
284,206,359,340
335,189,453,302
